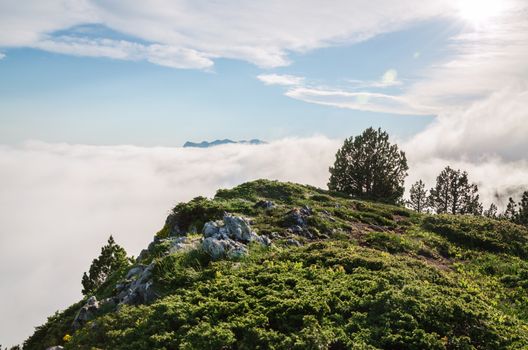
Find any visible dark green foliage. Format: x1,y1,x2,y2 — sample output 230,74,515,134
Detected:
517,191,528,226
215,179,307,204
81,235,131,296
501,191,528,227
408,179,428,213
24,180,528,350
422,215,528,257
504,197,518,220
65,241,528,349
328,127,408,204
428,166,482,215
160,196,258,239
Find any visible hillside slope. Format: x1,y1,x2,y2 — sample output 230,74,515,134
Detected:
24,180,528,349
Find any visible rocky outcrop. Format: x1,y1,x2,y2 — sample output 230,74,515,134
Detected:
115,263,158,306
137,235,197,262
46,346,64,350
201,214,270,260
285,206,314,238
72,296,115,330
73,214,269,330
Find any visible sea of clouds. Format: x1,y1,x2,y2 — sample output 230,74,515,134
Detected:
1,132,528,345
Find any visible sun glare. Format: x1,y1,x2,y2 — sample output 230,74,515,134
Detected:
456,0,505,27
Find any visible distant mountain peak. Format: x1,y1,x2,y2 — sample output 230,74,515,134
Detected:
183,139,266,148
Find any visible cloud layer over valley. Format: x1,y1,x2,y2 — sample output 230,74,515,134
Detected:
1,134,528,345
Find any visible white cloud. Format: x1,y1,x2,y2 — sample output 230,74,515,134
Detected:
0,52,5,60
405,85,528,162
0,137,339,346
0,0,451,69
285,87,435,115
35,36,214,69
257,74,305,86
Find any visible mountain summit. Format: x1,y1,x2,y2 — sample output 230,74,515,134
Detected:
183,139,266,148
25,180,528,349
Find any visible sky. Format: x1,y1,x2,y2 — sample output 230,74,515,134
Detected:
1,0,528,346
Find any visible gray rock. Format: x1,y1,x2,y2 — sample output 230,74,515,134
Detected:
286,238,302,247
73,296,100,330
117,263,159,306
287,209,308,226
202,237,249,260
249,232,271,246
202,237,226,259
203,221,221,238
223,214,253,242
255,200,275,209
46,347,64,350
201,213,271,260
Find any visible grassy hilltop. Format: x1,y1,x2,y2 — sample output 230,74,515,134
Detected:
25,180,528,349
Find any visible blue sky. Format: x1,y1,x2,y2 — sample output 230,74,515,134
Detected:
0,18,462,146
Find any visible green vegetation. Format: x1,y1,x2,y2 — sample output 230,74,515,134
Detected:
81,236,131,296
24,180,528,349
328,127,408,204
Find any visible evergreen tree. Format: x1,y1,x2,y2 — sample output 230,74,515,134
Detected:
82,235,130,296
428,166,482,215
328,127,408,204
517,191,528,226
483,203,498,219
503,197,518,221
408,180,428,212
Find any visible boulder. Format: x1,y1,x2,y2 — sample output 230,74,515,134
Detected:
201,214,270,260
46,347,64,350
72,296,100,330
202,237,248,260
203,221,221,238
117,263,159,306
223,214,253,242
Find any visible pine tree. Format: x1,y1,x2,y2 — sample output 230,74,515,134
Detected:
483,203,498,218
328,127,408,203
503,197,518,221
517,191,528,226
408,180,428,212
428,166,482,215
81,235,130,296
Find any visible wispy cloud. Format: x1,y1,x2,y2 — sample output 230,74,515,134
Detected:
257,74,305,86
35,36,214,69
0,52,5,60
0,1,451,69
348,68,402,88
285,87,434,115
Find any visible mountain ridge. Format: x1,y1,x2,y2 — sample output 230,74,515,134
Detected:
24,179,528,349
183,139,266,148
